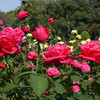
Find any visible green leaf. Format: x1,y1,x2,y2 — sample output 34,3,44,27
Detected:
96,78,100,84
92,82,100,95
54,82,64,94
78,95,90,100
43,74,55,87
16,71,34,79
3,83,16,92
61,75,68,81
71,75,82,82
81,81,91,89
0,94,7,99
30,74,48,97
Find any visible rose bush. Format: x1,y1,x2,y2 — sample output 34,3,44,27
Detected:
0,7,100,100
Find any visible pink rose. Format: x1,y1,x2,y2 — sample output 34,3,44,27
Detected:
13,27,25,43
75,41,100,63
27,62,35,68
21,26,30,32
48,18,55,23
89,78,93,85
42,44,72,67
0,20,3,25
17,10,29,20
0,27,24,57
47,68,61,77
32,25,50,43
27,50,37,60
71,85,80,92
0,63,5,68
80,62,90,73
71,59,80,68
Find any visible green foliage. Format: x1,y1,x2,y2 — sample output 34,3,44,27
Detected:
30,74,48,97
81,31,90,40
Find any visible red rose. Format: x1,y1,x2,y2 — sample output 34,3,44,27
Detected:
75,41,100,63
42,44,72,67
32,25,50,43
48,18,55,23
0,27,24,57
21,26,30,32
17,10,29,20
0,63,5,68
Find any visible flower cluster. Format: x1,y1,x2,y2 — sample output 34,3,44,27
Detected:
71,59,90,72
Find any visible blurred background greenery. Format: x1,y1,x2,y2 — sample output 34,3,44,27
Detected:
0,0,100,40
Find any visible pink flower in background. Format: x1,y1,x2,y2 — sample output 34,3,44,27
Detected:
17,10,29,20
80,62,90,73
42,44,72,67
32,25,50,43
21,26,30,32
27,62,35,68
27,50,37,60
47,68,61,77
72,81,81,85
89,78,93,85
71,59,80,68
75,41,100,64
0,20,3,25
71,85,80,92
48,18,55,23
0,63,5,68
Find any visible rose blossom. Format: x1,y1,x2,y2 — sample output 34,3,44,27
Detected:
0,63,5,68
32,25,50,43
89,78,93,85
27,62,35,68
48,18,55,23
80,62,90,73
27,50,37,60
42,44,72,67
71,59,80,68
71,85,80,92
47,68,61,77
0,27,24,57
17,10,29,20
21,26,30,32
75,41,100,64
0,20,3,25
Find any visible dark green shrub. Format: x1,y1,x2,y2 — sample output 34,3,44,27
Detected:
81,31,90,40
